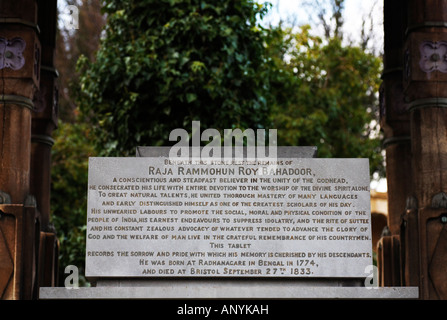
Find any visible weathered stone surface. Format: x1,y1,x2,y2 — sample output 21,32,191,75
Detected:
86,156,372,279
39,285,419,300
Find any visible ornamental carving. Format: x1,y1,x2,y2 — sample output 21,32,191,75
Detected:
419,41,447,73
432,192,447,209
404,49,411,81
0,38,26,70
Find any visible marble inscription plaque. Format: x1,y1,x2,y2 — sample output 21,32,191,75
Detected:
85,157,372,278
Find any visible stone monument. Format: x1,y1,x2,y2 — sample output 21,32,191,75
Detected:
39,146,418,299
86,147,371,279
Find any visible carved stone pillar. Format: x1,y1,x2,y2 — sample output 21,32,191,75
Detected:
0,0,41,299
32,0,59,288
379,0,411,287
403,0,447,299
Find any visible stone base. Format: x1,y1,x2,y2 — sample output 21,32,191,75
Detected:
39,284,418,300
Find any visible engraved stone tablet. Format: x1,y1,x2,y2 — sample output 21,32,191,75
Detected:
85,156,373,278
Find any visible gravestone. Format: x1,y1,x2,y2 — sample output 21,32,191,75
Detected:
85,147,372,282
39,146,419,299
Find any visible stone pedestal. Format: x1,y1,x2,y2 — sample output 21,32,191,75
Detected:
39,285,418,299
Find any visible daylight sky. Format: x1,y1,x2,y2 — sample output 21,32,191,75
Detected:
59,0,384,52
263,0,384,53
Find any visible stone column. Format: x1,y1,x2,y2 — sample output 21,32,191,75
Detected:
32,0,59,288
403,0,447,299
378,0,411,287
0,0,41,299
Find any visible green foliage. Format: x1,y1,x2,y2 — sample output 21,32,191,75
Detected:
77,0,274,156
53,1,384,284
266,25,384,176
51,121,96,285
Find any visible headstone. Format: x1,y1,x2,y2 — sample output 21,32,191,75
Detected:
85,147,373,280
40,146,419,300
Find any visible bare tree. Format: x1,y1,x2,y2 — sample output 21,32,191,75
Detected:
302,0,345,40
55,0,106,122
360,0,380,54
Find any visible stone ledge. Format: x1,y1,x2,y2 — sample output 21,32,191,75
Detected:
39,286,418,300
